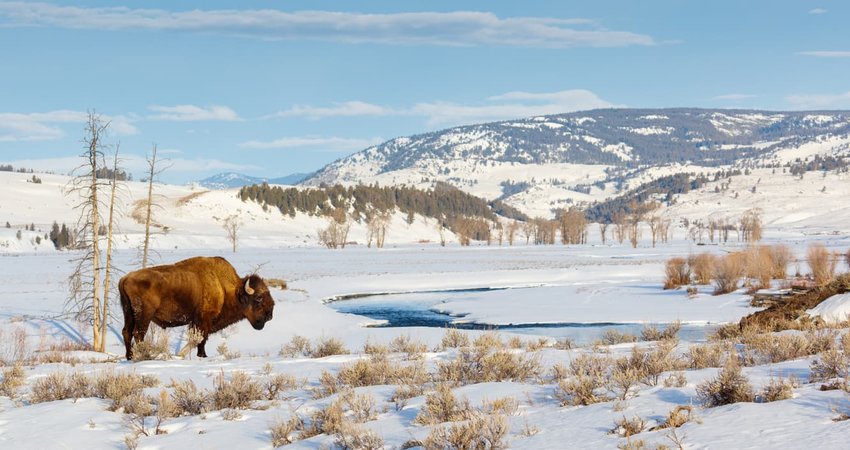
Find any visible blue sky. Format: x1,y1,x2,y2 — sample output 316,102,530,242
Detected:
0,1,848,183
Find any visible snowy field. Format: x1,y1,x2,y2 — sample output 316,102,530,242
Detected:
2,237,850,449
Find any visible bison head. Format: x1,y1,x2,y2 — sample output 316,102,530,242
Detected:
240,274,275,330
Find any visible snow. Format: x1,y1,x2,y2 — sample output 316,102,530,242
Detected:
4,159,850,448
807,293,850,324
620,126,673,136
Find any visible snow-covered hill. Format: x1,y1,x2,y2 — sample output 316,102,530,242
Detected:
197,172,308,189
303,108,850,217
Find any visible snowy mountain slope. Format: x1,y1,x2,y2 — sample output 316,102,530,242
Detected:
0,171,455,253
197,171,308,189
303,108,850,217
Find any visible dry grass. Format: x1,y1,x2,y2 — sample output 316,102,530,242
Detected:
302,401,347,438
390,334,428,358
265,278,288,290
216,341,241,360
809,347,849,382
769,245,794,279
757,376,798,402
422,411,508,450
270,416,303,447
656,405,696,430
279,335,313,358
740,332,817,365
599,329,639,346
436,346,541,386
264,373,300,400
689,253,716,285
338,389,378,423
334,422,384,450
663,372,688,388
664,257,690,290
481,397,519,416
169,379,210,415
696,358,754,407
30,370,159,414
0,326,30,365
808,244,838,287
131,326,172,361
415,383,469,425
554,376,609,406
641,322,681,342
212,371,264,410
440,328,471,349
312,336,350,358
744,245,774,291
713,252,744,295
612,415,647,438
553,337,576,350
0,364,25,398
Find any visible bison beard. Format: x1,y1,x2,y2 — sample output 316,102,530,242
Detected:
119,256,275,360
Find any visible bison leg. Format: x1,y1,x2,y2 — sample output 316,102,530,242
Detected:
197,331,209,358
122,324,133,360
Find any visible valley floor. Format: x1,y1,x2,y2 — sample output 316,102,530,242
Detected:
1,240,850,449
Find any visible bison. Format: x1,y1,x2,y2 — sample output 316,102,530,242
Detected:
119,256,275,360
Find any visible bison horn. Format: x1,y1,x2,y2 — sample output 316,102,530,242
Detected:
245,278,255,295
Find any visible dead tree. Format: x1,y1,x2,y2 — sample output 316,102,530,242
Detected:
223,215,241,252
141,144,158,268
66,112,110,352
598,222,609,245
99,147,122,347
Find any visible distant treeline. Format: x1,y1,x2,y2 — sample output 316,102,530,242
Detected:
238,182,528,227
585,170,742,223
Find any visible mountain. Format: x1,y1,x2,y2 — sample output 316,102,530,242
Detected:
197,172,308,189
302,108,850,216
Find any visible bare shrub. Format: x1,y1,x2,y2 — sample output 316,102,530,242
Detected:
29,372,90,403
270,416,303,447
362,340,389,356
94,371,158,414
599,329,639,346
664,258,690,290
221,409,242,421
302,401,347,438
0,326,29,365
216,341,241,360
696,358,754,407
663,372,688,388
554,376,609,406
713,253,744,295
436,347,541,385
657,405,695,429
637,339,678,386
686,342,729,369
0,364,25,398
440,328,470,349
744,246,773,290
553,337,575,350
641,321,681,342
415,383,468,425
808,244,837,286
481,397,519,416
279,335,313,358
769,245,793,279
131,326,171,361
423,412,508,450
311,337,349,358
339,390,378,423
390,334,427,358
741,332,813,365
264,373,299,400
334,422,384,450
612,415,646,438
809,347,849,382
611,366,643,400
473,331,504,351
757,377,798,402
550,363,570,381
170,379,210,415
212,371,264,410
689,253,716,285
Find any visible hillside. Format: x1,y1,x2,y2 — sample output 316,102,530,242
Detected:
303,108,850,217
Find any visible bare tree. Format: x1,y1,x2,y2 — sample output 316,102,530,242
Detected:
506,220,520,246
222,215,241,252
627,214,642,248
436,219,447,247
319,209,350,249
367,210,391,248
66,112,111,352
598,222,609,245
613,212,628,244
647,215,663,248
557,208,587,245
99,147,122,346
740,208,763,243
140,144,168,268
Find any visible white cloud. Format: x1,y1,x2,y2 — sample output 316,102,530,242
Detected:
712,93,757,101
798,51,850,58
147,105,241,122
808,8,828,14
0,2,655,48
271,101,394,119
239,136,384,151
0,110,137,141
786,91,850,109
274,89,617,128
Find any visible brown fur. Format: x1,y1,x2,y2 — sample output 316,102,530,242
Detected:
119,256,275,360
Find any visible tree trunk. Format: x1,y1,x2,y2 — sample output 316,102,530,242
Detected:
89,126,102,352
142,144,157,268
99,149,120,352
